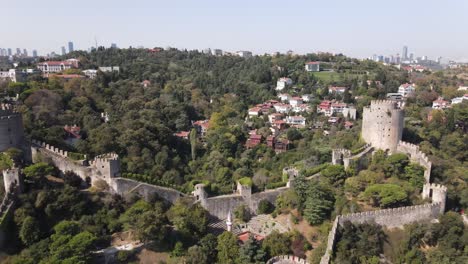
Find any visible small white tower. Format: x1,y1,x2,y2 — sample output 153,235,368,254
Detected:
226,210,233,232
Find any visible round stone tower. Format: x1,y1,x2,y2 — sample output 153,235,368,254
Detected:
0,108,25,152
361,100,404,153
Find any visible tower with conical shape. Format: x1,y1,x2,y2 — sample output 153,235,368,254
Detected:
226,210,233,232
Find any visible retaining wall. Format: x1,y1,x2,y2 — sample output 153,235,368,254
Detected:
110,178,187,204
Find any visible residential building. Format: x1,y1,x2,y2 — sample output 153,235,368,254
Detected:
0,69,27,83
266,136,289,153
277,93,291,102
141,80,151,88
273,103,291,113
248,107,262,117
99,66,120,72
386,93,403,101
246,134,262,149
305,61,320,72
289,97,303,107
212,49,223,56
37,59,79,74
398,83,416,97
292,104,311,113
451,94,468,104
328,86,347,94
330,102,347,114
286,115,306,127
301,94,312,102
268,113,284,123
174,131,190,140
111,43,117,48
432,97,450,109
237,51,252,58
83,69,98,79
458,85,468,91
64,125,81,145
276,77,293,91
193,120,210,137
317,100,332,115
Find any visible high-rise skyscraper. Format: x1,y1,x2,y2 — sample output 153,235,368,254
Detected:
111,43,117,48
32,50,38,57
61,46,66,55
23,49,28,57
68,41,74,53
7,48,12,56
16,48,21,56
402,46,408,60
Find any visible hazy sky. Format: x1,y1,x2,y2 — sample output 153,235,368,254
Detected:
1,0,468,61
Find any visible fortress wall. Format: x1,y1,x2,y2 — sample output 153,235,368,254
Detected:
250,187,289,211
338,203,442,228
320,217,340,264
203,195,245,219
32,143,91,181
0,112,25,152
397,141,432,183
110,178,186,204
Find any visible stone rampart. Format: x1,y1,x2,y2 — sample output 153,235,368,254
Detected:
0,109,25,153
396,141,432,185
110,178,187,204
338,202,442,228
320,216,339,264
267,255,307,264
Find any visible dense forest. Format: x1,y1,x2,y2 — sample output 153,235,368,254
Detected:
0,48,467,263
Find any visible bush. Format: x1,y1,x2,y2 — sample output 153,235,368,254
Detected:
266,182,287,189
257,199,274,214
238,177,253,187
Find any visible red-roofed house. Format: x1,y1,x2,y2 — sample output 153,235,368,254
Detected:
317,100,332,115
246,134,263,149
193,120,210,137
432,97,450,109
64,125,81,145
142,80,151,88
398,83,416,97
174,131,190,140
37,59,79,73
248,107,262,117
328,86,347,94
237,231,264,243
345,121,354,129
305,61,320,72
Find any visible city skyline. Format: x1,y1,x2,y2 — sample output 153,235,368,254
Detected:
1,0,468,61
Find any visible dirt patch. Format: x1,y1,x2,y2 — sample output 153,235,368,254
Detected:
275,210,321,247
136,248,171,264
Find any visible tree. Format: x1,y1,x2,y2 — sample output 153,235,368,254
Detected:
19,216,41,246
23,162,55,180
384,153,409,178
167,200,208,242
321,165,347,186
199,233,218,261
257,199,274,214
262,231,290,258
303,182,335,225
362,184,408,208
234,204,251,222
190,128,197,161
217,231,239,264
186,245,208,264
238,235,266,263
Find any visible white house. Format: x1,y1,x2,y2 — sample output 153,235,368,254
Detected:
398,83,416,97
301,94,312,102
330,102,347,114
432,97,450,109
286,115,306,127
289,97,303,107
451,94,468,104
237,51,252,58
0,69,27,82
248,107,262,117
83,69,98,79
305,62,320,72
292,104,311,113
277,93,291,102
273,103,292,113
37,59,79,73
276,77,293,91
458,86,468,91
99,66,120,72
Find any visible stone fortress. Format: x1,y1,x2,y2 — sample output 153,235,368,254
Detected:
321,100,447,264
0,101,448,262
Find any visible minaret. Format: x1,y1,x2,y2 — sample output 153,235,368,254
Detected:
226,210,233,232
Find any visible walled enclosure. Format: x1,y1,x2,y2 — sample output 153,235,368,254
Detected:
361,100,404,153
321,100,447,264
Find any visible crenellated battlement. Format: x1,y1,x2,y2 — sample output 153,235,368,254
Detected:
90,153,119,164
31,140,69,158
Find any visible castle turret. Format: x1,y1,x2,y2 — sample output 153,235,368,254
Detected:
3,168,21,194
0,109,26,153
90,153,120,184
362,100,404,153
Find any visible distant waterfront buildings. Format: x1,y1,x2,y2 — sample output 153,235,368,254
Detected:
61,46,66,55
402,46,408,60
237,51,253,58
32,50,38,57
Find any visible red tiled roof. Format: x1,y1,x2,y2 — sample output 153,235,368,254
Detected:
237,232,264,243
306,61,320,65
38,61,76,66
175,131,190,138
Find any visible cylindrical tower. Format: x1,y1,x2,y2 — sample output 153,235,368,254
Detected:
361,100,404,153
0,109,25,152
